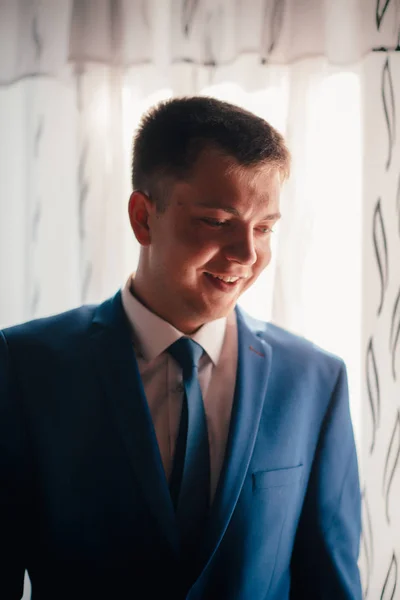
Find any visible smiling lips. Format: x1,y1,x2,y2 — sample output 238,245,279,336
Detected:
204,272,247,291
205,272,248,283
208,274,240,283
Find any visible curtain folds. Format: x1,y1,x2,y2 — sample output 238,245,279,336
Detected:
2,0,398,85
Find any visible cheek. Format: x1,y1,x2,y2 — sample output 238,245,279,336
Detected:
174,223,219,258
256,241,272,268
159,231,216,280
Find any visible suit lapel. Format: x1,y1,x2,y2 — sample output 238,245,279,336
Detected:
88,293,271,568
197,306,272,574
89,292,179,554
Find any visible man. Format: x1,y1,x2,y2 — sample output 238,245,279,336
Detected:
0,97,362,599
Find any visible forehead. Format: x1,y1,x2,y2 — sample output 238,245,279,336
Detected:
177,150,281,211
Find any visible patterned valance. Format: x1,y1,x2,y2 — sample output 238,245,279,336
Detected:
0,0,399,84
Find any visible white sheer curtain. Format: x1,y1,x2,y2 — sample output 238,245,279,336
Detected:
0,1,399,598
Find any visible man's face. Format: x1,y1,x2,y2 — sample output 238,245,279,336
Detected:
136,150,282,332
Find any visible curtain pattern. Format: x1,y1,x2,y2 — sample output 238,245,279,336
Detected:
1,0,399,83
360,49,400,599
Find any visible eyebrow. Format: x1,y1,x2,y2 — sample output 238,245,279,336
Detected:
195,202,281,221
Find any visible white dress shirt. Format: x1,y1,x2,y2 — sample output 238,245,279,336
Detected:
121,276,238,502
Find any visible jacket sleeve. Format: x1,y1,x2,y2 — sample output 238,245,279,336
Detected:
0,331,28,599
290,361,362,599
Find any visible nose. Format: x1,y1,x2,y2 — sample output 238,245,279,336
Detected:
223,229,258,266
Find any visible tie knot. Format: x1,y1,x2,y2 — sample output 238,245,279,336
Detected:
167,338,204,378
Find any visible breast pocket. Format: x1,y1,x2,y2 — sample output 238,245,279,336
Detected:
227,464,305,591
252,465,303,491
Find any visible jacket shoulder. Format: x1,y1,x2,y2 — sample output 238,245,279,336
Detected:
238,307,344,376
1,304,98,352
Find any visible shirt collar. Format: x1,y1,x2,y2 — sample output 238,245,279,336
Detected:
121,276,227,365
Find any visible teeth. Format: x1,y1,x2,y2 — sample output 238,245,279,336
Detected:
209,274,239,283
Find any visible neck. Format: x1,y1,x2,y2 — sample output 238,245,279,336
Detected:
129,274,203,335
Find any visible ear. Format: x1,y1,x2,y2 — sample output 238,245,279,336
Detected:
128,191,154,246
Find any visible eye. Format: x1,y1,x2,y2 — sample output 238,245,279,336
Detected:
201,218,228,227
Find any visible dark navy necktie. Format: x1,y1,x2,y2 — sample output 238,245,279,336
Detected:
167,337,210,554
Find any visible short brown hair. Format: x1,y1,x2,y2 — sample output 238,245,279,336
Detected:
131,96,291,210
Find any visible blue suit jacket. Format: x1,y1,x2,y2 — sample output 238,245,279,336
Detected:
0,291,362,599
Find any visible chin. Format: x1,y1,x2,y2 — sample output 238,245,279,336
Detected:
204,302,235,320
